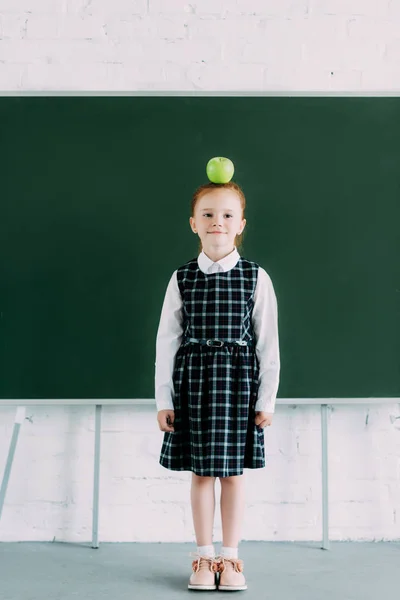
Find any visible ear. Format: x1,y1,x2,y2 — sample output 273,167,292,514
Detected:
189,216,196,232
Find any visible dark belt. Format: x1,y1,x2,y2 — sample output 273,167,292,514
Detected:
184,337,254,348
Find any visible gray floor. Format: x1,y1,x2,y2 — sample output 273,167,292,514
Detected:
0,541,398,600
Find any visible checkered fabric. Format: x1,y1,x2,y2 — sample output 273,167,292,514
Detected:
159,257,265,477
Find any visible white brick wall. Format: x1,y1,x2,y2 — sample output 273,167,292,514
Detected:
0,0,399,542
1,0,400,89
1,404,399,542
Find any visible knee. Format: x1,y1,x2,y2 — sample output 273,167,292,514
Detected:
192,473,216,484
219,475,243,486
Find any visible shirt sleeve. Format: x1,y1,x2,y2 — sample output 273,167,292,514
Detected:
251,267,281,413
154,270,184,412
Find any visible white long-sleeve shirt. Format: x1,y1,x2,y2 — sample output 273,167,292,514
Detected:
155,247,280,414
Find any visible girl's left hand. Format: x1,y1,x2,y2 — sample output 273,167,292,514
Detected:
255,411,273,428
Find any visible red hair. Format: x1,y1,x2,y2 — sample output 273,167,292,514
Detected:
191,182,246,255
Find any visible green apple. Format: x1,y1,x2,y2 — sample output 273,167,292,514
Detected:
206,156,235,184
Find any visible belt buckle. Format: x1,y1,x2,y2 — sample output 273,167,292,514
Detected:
206,339,224,347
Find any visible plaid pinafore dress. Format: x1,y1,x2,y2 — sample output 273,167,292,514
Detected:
159,256,265,477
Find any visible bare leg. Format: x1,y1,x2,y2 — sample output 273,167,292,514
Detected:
219,474,245,548
190,473,217,546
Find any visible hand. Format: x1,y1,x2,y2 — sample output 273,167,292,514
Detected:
157,409,175,432
255,411,273,428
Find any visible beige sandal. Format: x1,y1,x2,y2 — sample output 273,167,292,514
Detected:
217,556,247,591
188,552,220,590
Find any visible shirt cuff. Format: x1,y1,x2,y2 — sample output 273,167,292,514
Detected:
255,397,276,414
155,385,175,412
156,401,175,412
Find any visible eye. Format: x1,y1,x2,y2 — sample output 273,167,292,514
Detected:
202,213,233,218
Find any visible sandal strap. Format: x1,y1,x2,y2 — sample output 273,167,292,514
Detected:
215,556,244,573
189,551,220,573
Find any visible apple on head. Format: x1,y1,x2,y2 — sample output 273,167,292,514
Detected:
206,157,234,184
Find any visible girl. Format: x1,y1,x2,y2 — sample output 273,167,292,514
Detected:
155,179,280,591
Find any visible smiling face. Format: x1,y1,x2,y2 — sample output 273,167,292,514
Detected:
189,188,246,257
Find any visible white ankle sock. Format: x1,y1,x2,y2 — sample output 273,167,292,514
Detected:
197,544,215,558
221,546,238,559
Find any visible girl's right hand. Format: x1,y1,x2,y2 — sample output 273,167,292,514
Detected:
157,409,175,432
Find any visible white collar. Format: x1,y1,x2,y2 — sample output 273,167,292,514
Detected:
197,247,241,274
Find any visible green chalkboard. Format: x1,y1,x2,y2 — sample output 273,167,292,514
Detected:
0,95,399,400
